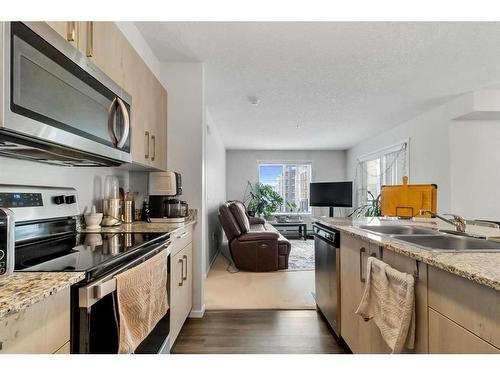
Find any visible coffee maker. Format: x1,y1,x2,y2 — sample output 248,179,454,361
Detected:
148,171,189,223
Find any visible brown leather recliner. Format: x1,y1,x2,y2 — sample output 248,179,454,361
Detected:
218,201,291,272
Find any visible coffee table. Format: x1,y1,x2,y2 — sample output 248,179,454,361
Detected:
269,221,308,240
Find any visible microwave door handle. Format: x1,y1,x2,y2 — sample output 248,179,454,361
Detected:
115,97,130,149
107,97,118,146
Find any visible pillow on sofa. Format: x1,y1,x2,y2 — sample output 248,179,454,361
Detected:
229,201,251,233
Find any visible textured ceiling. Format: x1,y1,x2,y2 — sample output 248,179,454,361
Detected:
136,22,500,150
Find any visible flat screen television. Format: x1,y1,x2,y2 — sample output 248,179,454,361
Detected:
310,181,353,208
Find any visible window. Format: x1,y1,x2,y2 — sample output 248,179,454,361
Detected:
356,141,409,207
258,163,312,213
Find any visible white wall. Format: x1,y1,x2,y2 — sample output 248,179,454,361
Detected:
205,110,226,274
450,120,500,220
345,94,474,213
160,62,206,317
226,149,346,220
0,157,128,212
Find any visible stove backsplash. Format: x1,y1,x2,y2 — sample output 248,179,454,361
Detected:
0,156,129,214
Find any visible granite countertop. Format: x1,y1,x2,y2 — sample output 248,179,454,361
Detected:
0,214,197,320
0,272,85,319
79,213,197,234
314,216,500,292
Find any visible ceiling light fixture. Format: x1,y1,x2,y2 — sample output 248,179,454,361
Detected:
248,95,260,106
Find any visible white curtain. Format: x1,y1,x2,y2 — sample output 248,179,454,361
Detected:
354,142,408,210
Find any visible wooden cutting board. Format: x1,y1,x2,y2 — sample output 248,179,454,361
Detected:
380,176,437,218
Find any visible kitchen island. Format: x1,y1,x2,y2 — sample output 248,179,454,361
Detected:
314,216,500,354
315,216,500,291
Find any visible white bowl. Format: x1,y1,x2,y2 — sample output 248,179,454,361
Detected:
84,213,103,229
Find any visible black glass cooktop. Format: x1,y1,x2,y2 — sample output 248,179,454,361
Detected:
15,232,168,280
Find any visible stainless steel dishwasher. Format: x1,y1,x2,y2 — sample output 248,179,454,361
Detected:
313,222,341,336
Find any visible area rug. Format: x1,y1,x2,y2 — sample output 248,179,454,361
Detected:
287,239,315,271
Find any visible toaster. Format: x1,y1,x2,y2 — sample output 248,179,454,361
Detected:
149,171,182,196
0,208,15,275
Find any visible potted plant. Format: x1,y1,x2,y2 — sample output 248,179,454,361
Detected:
364,191,381,217
243,182,284,220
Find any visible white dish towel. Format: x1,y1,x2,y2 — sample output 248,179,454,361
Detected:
355,256,416,353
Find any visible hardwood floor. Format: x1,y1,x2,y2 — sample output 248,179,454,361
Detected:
171,310,350,354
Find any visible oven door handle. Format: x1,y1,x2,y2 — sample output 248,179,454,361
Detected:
79,239,171,308
94,278,117,300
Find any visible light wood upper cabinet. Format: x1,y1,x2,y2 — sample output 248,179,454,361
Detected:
119,25,168,170
151,77,168,171
78,22,127,87
44,21,168,171
45,21,79,48
122,42,150,167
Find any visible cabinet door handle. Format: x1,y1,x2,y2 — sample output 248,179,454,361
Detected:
67,22,76,42
359,247,366,283
151,135,156,161
86,21,94,57
183,255,188,281
178,258,184,286
145,131,150,159
177,232,188,239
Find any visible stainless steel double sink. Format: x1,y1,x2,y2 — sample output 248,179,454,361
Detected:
357,224,500,252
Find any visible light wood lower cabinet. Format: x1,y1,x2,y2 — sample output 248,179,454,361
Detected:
429,308,499,354
169,228,193,348
428,265,500,352
340,234,428,353
0,287,70,354
340,234,382,353
340,232,500,354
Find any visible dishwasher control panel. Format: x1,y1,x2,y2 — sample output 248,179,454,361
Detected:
313,223,340,247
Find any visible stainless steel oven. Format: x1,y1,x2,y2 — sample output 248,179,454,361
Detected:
0,208,14,275
6,184,172,354
75,238,172,354
0,22,132,166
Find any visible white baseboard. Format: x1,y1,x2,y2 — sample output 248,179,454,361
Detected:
189,304,206,318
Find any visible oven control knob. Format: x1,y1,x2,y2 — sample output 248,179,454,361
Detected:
65,195,76,204
53,195,65,205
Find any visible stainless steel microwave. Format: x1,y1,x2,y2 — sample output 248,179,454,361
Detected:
0,22,132,166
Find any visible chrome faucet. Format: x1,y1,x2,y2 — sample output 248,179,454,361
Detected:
418,210,466,233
